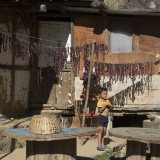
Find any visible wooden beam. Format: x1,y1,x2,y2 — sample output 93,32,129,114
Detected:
99,9,107,16
30,14,38,104
58,7,70,16
30,104,74,109
0,64,31,71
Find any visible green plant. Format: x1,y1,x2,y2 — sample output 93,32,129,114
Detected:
17,140,23,148
93,147,122,160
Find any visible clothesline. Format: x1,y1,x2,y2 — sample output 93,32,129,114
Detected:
0,29,106,48
0,31,108,75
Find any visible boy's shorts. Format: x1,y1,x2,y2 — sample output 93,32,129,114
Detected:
98,115,108,128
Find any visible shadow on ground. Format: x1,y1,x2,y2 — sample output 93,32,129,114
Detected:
77,156,93,160
83,137,112,146
104,138,112,145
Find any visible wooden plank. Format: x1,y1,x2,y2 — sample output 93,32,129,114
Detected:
61,72,69,105
137,112,156,115
56,71,72,105
122,107,139,111
126,140,146,160
30,104,74,110
30,104,73,107
151,144,160,160
112,113,124,116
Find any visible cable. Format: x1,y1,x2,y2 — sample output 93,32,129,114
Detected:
0,27,107,48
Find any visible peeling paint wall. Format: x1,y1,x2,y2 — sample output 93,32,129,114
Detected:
100,75,160,107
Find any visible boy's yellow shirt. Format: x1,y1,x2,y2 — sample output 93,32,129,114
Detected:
97,98,111,109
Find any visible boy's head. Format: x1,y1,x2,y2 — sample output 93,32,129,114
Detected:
98,88,108,99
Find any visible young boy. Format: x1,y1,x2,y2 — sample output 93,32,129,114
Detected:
97,88,112,151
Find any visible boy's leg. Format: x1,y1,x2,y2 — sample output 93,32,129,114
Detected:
102,117,110,149
102,127,107,147
98,126,104,147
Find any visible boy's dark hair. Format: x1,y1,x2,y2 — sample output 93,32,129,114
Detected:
98,88,108,94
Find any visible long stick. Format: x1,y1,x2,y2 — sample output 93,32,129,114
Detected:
81,41,95,145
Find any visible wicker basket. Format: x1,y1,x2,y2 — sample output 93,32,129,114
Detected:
29,114,62,134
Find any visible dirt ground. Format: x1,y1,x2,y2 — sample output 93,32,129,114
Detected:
0,136,126,160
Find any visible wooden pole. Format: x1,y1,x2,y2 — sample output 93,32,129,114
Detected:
81,41,95,145
10,21,16,115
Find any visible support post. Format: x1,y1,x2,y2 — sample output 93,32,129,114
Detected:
10,21,16,115
106,112,113,137
81,41,95,145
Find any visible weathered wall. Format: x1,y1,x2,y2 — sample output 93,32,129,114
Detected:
0,23,12,115
0,69,11,115
74,15,160,115
135,17,160,53
33,21,73,106
74,15,106,45
14,71,30,113
14,22,30,115
0,18,30,116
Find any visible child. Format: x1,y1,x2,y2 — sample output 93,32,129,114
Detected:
97,88,112,151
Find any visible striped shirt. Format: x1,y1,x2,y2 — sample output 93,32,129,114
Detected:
97,98,111,109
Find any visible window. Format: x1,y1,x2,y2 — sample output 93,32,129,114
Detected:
110,19,133,53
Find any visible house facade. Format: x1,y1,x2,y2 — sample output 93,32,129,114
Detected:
0,0,160,127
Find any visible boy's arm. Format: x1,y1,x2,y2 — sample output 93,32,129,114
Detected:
106,100,112,109
98,106,106,113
